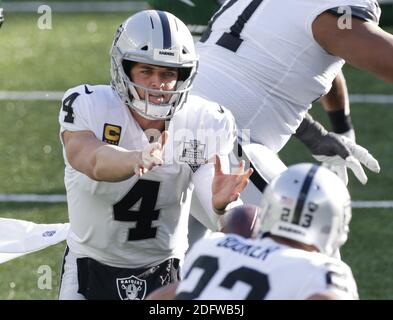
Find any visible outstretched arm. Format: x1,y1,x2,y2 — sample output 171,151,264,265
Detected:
312,12,393,83
62,130,167,182
320,71,354,139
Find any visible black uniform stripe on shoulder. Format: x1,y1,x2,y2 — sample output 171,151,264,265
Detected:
157,11,171,49
292,165,319,225
236,143,268,193
200,0,238,43
328,6,380,24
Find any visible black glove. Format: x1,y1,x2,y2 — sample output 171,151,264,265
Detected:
295,113,380,185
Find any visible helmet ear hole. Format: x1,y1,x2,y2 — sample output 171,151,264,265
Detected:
178,67,192,81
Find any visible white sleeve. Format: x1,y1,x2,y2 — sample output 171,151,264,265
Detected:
305,0,381,41
59,86,92,133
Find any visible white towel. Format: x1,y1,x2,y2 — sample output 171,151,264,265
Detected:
0,218,69,263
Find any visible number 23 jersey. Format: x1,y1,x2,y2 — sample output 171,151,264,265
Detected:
177,234,358,300
58,84,236,269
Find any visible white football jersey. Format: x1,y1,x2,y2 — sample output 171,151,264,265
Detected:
58,84,236,268
176,233,358,300
193,0,380,152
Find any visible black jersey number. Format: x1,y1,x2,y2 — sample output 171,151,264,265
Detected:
113,179,161,241
62,92,80,124
200,0,264,53
176,255,270,300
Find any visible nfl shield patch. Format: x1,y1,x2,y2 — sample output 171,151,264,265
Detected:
179,139,207,172
116,275,147,300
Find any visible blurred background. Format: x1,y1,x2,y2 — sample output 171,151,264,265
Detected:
0,0,392,299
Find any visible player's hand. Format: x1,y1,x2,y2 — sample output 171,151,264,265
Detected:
339,128,356,142
323,129,356,182
212,155,253,214
313,133,380,185
134,131,168,176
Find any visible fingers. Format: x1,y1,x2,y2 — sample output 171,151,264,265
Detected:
244,167,254,179
365,156,380,173
345,155,368,185
352,146,380,173
137,136,167,176
134,166,147,177
235,177,250,193
229,192,241,203
333,165,349,186
158,131,169,150
232,160,244,175
344,138,380,173
144,143,164,165
233,168,253,192
214,155,222,175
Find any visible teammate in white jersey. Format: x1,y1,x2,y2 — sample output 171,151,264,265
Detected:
58,10,252,300
147,163,358,300
147,0,356,141
193,0,391,188
185,0,386,246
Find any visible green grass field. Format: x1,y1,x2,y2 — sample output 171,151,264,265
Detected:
0,12,392,299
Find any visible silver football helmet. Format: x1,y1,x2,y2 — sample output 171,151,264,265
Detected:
258,163,352,256
110,10,198,120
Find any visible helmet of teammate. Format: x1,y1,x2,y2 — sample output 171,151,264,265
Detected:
110,10,198,120
257,163,352,256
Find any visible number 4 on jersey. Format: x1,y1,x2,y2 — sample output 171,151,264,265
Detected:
113,180,161,241
62,92,80,124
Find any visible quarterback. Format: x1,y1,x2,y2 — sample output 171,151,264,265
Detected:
58,10,252,300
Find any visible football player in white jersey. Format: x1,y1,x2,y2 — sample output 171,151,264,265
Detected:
193,0,391,187
147,0,356,140
147,163,359,300
185,0,388,246
58,10,253,300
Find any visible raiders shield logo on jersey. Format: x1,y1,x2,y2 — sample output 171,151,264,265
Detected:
179,139,207,172
116,275,147,300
